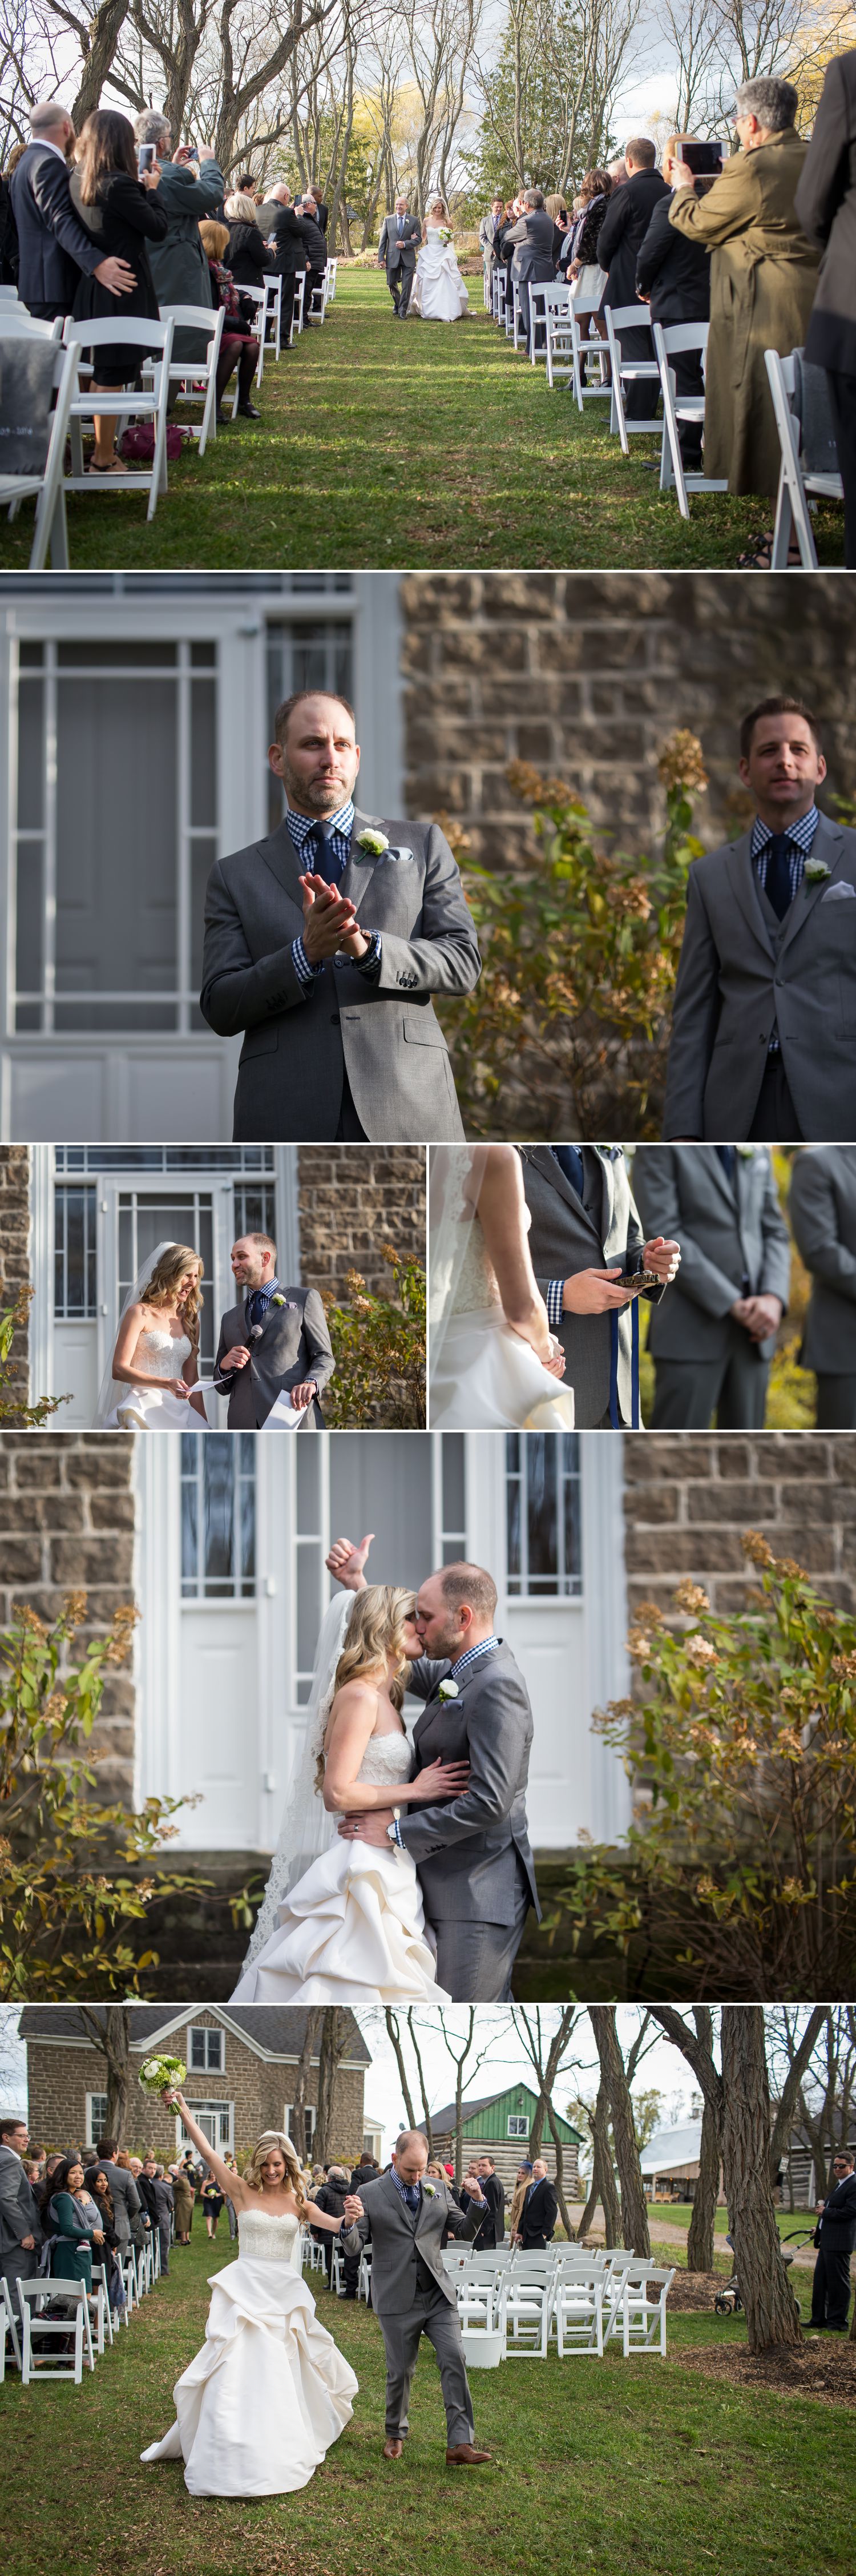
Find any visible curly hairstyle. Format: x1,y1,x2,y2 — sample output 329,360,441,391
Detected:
245,2132,310,2216
139,1243,203,1346
313,1584,416,1791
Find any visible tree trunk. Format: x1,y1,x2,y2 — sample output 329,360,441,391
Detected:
313,2009,350,2163
720,2007,802,2353
686,2007,720,2272
289,2009,320,2166
590,2006,651,2256
405,2009,434,2156
70,0,132,129
78,2006,132,2146
384,2009,418,2131
577,2078,620,2244
546,2102,573,2239
768,2006,828,2185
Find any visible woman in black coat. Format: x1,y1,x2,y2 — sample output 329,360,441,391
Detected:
70,108,168,474
224,191,270,286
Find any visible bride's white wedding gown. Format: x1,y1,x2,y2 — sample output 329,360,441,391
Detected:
411,225,469,320
141,2206,357,2496
430,1207,576,1431
230,1730,451,2006
104,1325,201,1429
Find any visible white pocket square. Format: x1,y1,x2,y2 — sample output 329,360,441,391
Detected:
821,880,856,900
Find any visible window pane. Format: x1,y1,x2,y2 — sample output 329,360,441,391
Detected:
296,1438,321,1531
296,1548,322,1692
525,1435,558,1592
441,1433,465,1540
56,640,177,667
190,2029,205,2067
54,677,177,1028
203,1438,236,1587
191,641,216,666
17,675,43,831
180,1442,199,1592
54,1185,96,1318
190,679,216,827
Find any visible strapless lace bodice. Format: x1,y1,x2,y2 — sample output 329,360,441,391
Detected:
342,1729,414,1788
450,1217,503,1317
237,2205,301,2265
134,1325,192,1379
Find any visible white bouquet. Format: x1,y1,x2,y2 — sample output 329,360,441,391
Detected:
139,2054,187,2099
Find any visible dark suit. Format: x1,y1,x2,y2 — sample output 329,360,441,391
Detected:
400,1639,540,2002
213,1283,334,1426
259,200,311,319
789,1147,856,1423
0,2144,43,2313
520,1145,666,1428
794,49,856,564
462,2169,505,2248
632,1145,790,1427
811,2170,856,2328
519,2175,558,2247
10,139,102,317
636,190,709,464
597,166,668,417
504,207,556,340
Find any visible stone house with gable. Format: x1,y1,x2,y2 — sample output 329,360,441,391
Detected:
18,2004,372,2163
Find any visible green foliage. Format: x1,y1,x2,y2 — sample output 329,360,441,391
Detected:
548,1541,856,2001
437,732,707,1138
0,1286,72,1427
0,1594,202,1998
464,0,614,198
323,1245,426,1427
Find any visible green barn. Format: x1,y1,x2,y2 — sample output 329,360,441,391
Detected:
429,2084,582,2194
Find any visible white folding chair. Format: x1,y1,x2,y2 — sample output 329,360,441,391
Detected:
765,347,843,569
528,279,555,363
492,269,507,327
325,257,338,303
122,2245,139,2312
307,268,328,324
357,2247,373,2301
0,283,19,301
568,297,610,411
290,273,306,342
620,2263,675,2355
155,301,225,457
0,331,78,567
224,279,271,392
554,2268,604,2357
90,2264,114,2353
604,303,661,452
653,320,728,516
498,2256,555,2357
1,2274,23,2374
18,2277,95,2382
511,282,529,352
262,272,283,359
62,314,176,522
330,2242,344,2293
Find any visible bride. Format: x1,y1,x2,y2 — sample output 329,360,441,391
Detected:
231,1586,470,2006
142,2097,357,2495
410,198,469,321
95,1241,208,1428
429,1144,576,1430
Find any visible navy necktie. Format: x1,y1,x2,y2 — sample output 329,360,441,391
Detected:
305,823,342,888
247,1288,270,1330
553,1144,584,1200
763,834,794,921
716,1145,736,1184
399,2181,421,2212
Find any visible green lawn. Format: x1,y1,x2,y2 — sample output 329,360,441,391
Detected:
1,2228,851,2576
0,269,844,572
649,2204,817,2248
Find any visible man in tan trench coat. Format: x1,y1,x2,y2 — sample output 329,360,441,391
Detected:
668,78,818,511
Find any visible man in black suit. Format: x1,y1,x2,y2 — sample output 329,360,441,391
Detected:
809,2148,856,2331
259,182,311,328
0,2115,43,2329
597,136,667,418
296,194,328,295
462,2156,505,2249
516,2159,558,2248
10,99,136,320
308,183,329,234
340,2152,380,2299
795,50,856,566
636,136,711,468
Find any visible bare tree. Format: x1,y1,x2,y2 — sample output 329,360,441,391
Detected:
289,2009,321,2166
653,2005,802,2350
399,0,482,212
769,2006,856,2204
589,2007,651,2256
515,2005,580,2236
575,2078,621,2244
766,2005,831,2187
313,2008,352,2163
76,2006,133,2144
686,2007,720,2273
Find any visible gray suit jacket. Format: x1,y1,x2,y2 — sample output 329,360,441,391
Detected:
505,209,556,281
520,1145,665,1427
378,213,421,275
213,1284,334,1426
789,1146,856,1371
340,2168,482,2313
398,1639,540,1926
633,1146,790,1362
663,811,856,1141
200,806,481,1143
91,2159,140,2246
0,2146,42,2258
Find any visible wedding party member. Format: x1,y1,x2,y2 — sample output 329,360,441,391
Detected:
0,2115,42,2317
330,1543,541,2003
232,1586,469,2005
340,2132,491,2466
10,99,136,320
200,689,480,1142
633,1144,790,1429
796,49,856,566
515,2159,558,2249
519,1145,680,1428
377,197,421,315
143,2099,357,2494
809,2148,856,2333
96,1241,207,1427
789,1147,856,1426
429,1143,574,1430
410,200,469,322
213,1230,334,1428
597,138,667,420
663,697,856,1144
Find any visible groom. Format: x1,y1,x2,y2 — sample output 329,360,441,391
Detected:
200,689,481,1142
213,1230,334,1427
327,1535,539,2001
377,198,421,314
340,2132,491,2466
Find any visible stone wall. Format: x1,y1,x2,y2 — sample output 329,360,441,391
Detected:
26,2016,366,2162
622,1430,856,1617
0,1434,136,1801
0,1146,30,1416
296,1144,426,1301
401,571,856,862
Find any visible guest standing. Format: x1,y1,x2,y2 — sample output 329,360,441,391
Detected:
10,98,135,320
794,49,856,566
68,109,168,475
516,2160,558,2248
132,112,224,364
810,2148,856,2332
789,1146,856,1424
224,190,269,287
0,2115,43,2320
636,138,712,469
596,139,667,418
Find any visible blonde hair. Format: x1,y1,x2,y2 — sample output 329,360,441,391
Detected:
200,218,229,257
544,192,567,219
245,2131,309,2215
314,1584,416,1790
140,1243,203,1345
224,190,259,222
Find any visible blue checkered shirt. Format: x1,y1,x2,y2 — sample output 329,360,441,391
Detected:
750,804,818,1052
286,799,381,988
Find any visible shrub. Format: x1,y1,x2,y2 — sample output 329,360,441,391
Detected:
0,1287,72,1428
323,1245,426,1427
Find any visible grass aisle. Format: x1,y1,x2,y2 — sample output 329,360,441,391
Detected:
0,270,843,572
1,2227,852,2576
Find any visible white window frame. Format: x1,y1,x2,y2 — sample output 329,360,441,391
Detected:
284,2103,317,2151
187,2024,225,2075
86,2091,109,2144
507,2115,530,2139
176,2100,234,2153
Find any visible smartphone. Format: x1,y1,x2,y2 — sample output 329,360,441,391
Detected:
138,143,156,174
184,139,199,159
680,140,723,175
621,1270,664,1298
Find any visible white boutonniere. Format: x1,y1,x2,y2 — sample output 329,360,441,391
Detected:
422,2181,437,2196
271,1293,286,1307
805,856,831,883
737,1145,756,1161
438,1679,459,1702
356,828,389,857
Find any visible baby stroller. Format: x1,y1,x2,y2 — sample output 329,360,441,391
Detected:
713,2224,813,2320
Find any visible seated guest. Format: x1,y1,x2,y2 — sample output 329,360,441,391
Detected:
68,107,168,476
199,217,261,418
636,136,713,467
667,79,818,562
10,98,136,321
633,1144,790,1427
224,188,269,285
789,1146,856,1425
47,2156,103,2292
795,49,856,569
597,137,667,417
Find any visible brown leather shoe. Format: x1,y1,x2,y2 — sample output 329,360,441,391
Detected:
383,2438,404,2460
446,2443,492,2466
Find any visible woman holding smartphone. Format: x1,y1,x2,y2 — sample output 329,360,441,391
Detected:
70,107,168,475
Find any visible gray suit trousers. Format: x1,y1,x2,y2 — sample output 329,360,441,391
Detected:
1,2243,38,2307
747,1057,803,1144
430,1861,531,2002
379,2286,475,2446
652,1329,769,1430
815,1372,856,1428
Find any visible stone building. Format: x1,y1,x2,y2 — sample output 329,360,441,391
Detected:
18,2004,372,2163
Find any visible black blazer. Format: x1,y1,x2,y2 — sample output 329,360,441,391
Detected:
519,2176,558,2246
636,191,710,323
259,201,310,281
598,167,668,307
10,140,102,311
814,2171,856,2250
312,199,329,233
795,47,856,374
298,209,328,273
462,2170,505,2247
68,166,167,333
227,218,269,285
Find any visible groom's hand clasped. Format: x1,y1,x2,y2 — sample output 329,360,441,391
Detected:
299,871,370,964
342,2194,364,2224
